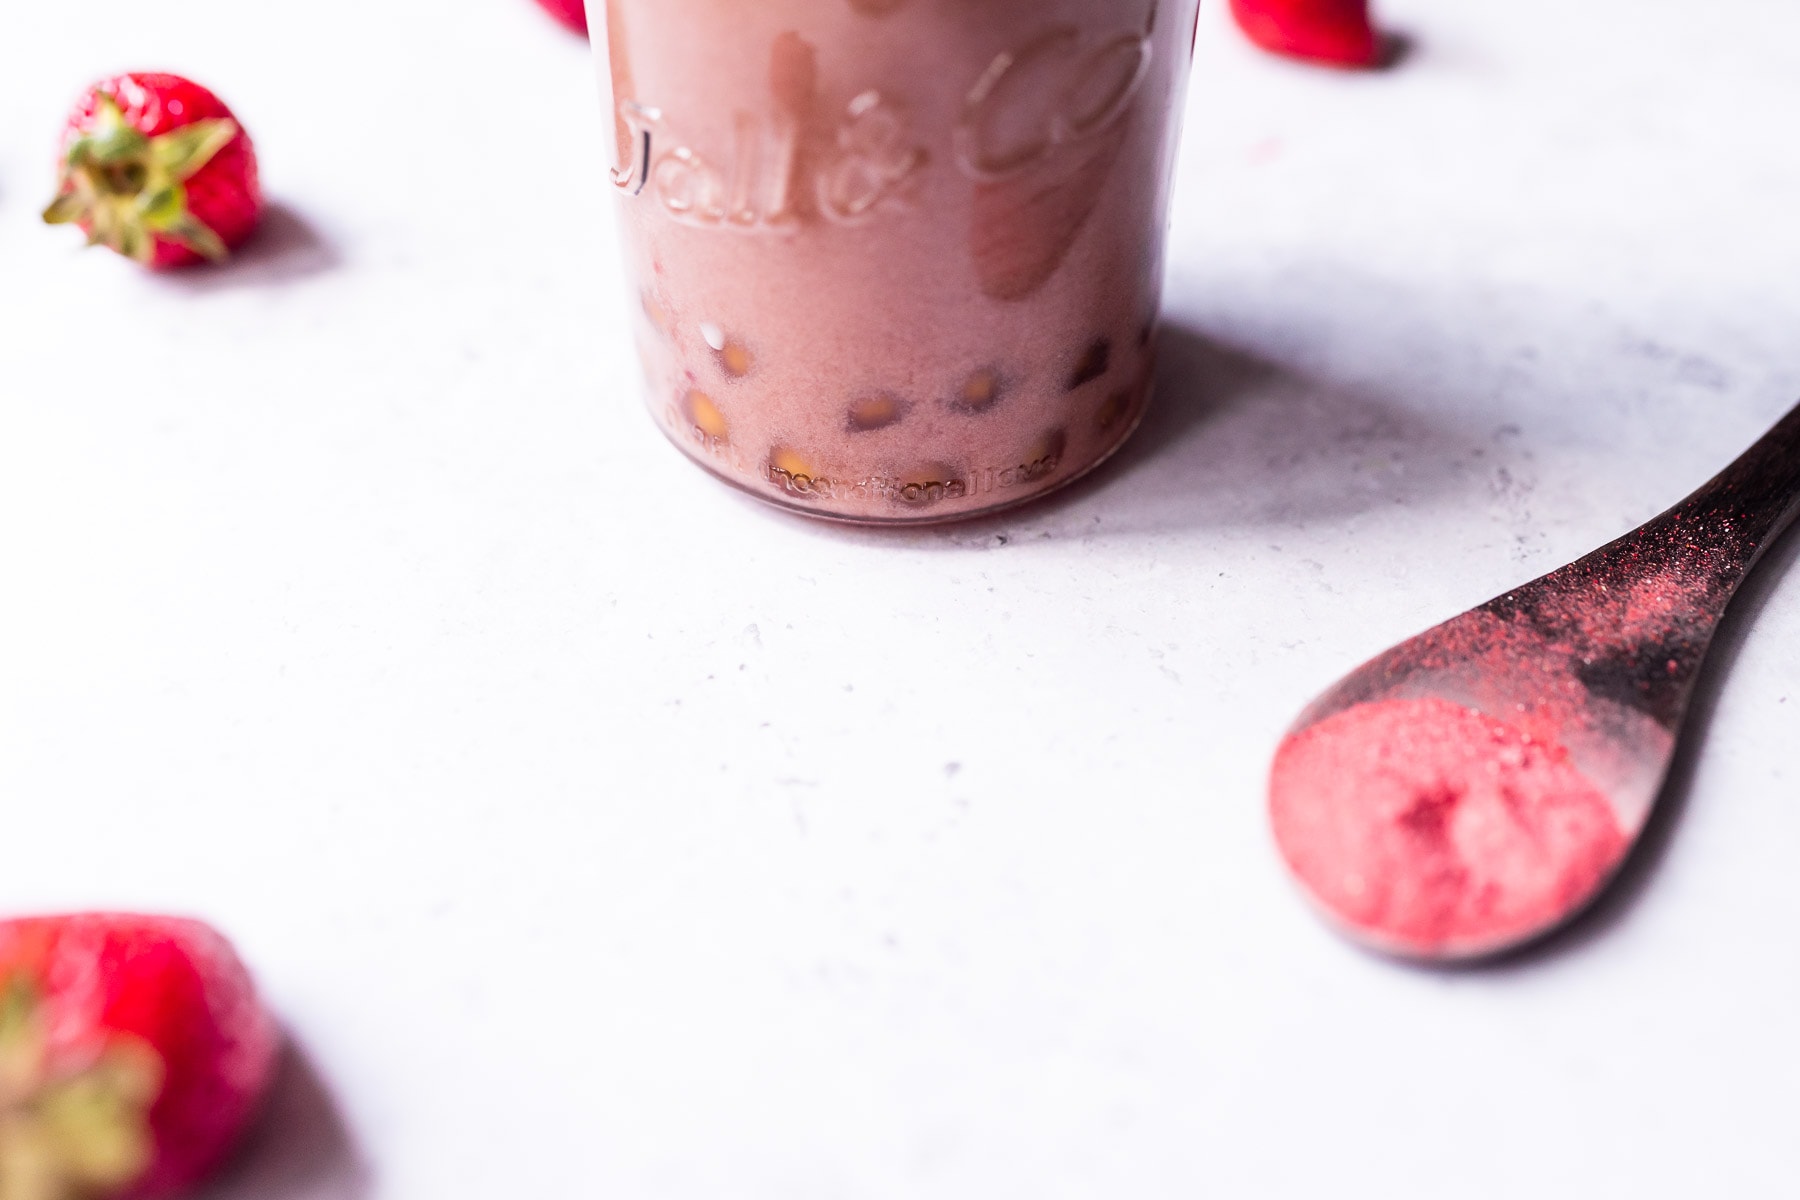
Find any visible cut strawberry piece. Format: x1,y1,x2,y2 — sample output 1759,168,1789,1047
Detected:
0,914,278,1199
1229,0,1382,68
43,74,262,270
534,0,588,36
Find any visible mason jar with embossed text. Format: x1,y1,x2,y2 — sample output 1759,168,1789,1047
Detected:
593,0,1201,524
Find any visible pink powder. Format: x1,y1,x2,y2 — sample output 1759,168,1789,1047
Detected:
1269,697,1630,957
1509,563,1698,650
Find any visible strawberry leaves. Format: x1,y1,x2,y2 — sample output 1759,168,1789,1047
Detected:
149,116,239,182
0,975,163,1200
43,91,245,266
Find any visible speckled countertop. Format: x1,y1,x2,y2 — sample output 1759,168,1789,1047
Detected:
3,1,1798,1196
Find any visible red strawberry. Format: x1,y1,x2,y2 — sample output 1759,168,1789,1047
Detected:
42,74,262,270
533,0,588,36
0,914,278,1199
1229,0,1382,68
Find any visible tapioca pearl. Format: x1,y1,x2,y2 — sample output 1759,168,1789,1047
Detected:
716,338,755,379
767,446,828,499
846,393,910,433
1096,389,1133,432
947,368,1005,415
768,445,816,478
695,321,753,378
683,390,729,442
1028,428,1069,468
1067,336,1112,391
893,462,968,508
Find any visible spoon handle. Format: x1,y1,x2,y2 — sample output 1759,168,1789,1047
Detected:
1487,399,1800,689
1644,399,1800,578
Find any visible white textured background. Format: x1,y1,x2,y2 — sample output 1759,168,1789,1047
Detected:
3,1,1799,1196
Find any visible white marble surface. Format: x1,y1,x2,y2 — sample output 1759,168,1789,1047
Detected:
4,1,1799,1196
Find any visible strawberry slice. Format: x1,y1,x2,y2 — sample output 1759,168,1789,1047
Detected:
42,74,262,270
533,0,588,36
0,914,278,1199
1229,0,1382,68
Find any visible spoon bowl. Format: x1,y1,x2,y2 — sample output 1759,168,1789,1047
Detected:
1271,401,1800,961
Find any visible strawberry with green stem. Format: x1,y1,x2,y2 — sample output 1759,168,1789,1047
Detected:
0,914,277,1200
43,74,262,269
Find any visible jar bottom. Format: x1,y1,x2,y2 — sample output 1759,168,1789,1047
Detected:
644,375,1157,527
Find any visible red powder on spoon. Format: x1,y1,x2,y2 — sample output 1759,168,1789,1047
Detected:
1270,697,1629,956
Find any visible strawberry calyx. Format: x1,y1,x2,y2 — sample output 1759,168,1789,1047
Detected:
0,977,163,1200
42,94,239,266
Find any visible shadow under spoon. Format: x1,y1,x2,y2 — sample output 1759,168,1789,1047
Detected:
1269,400,1800,962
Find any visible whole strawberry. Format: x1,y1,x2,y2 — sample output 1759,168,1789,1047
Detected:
534,0,588,36
0,914,278,1199
1229,0,1382,68
43,74,262,269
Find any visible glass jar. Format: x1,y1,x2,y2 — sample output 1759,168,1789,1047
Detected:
594,0,1201,523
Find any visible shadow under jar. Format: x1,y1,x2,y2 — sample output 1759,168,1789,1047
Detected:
594,0,1202,524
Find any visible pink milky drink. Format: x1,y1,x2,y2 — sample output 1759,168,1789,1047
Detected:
594,0,1201,523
